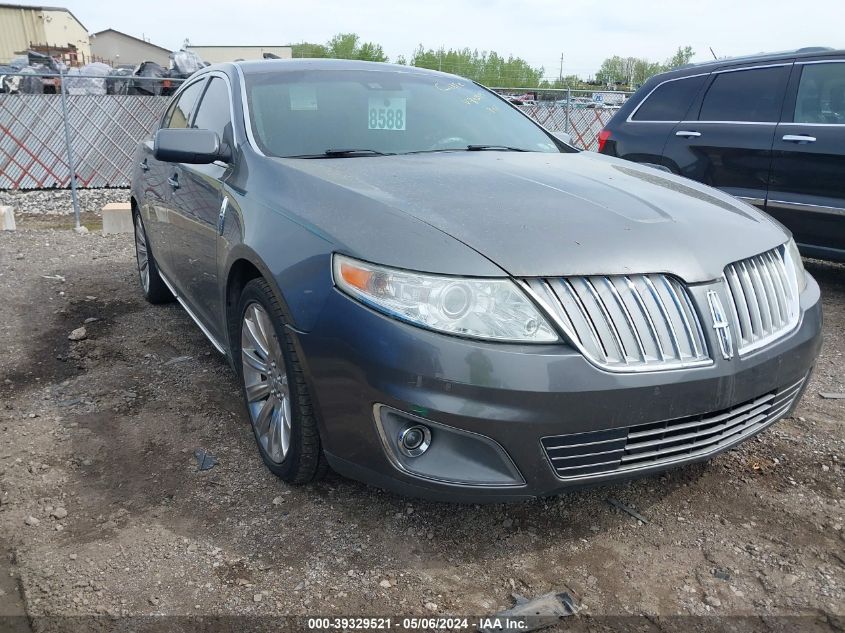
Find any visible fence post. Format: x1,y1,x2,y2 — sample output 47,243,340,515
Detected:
565,87,571,133
58,67,82,229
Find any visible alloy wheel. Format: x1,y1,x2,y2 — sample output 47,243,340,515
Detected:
241,302,292,464
134,215,150,293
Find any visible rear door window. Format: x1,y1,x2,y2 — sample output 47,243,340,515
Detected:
793,62,845,124
632,75,706,121
698,65,791,122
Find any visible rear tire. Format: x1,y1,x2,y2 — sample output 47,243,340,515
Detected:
133,212,173,305
236,278,327,483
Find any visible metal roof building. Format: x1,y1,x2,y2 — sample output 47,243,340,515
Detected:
0,2,90,64
90,28,172,67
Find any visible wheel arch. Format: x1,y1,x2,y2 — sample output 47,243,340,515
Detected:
223,249,329,446
223,246,298,364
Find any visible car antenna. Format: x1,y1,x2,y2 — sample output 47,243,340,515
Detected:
709,47,718,60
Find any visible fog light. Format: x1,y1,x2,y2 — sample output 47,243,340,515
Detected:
398,425,431,457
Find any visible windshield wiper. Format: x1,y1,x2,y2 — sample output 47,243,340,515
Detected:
400,145,529,156
286,149,395,159
466,144,528,152
322,148,394,157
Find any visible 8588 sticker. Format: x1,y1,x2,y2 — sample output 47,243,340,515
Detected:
368,96,406,130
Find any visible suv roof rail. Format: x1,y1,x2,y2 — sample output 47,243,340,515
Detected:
795,46,835,53
677,46,839,71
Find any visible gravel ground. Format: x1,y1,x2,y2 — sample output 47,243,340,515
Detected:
0,213,842,632
0,189,129,216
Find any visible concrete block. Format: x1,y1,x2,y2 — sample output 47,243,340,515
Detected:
1,206,15,231
101,202,133,235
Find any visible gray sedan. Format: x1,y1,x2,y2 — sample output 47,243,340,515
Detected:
130,59,822,501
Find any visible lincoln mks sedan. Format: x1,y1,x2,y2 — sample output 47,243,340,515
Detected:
131,59,822,501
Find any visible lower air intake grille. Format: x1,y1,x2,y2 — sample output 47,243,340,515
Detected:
542,374,807,480
523,274,709,372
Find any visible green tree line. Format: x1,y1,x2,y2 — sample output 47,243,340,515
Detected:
291,33,388,62
290,34,694,90
595,46,695,88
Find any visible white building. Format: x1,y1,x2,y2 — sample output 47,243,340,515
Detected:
186,45,292,64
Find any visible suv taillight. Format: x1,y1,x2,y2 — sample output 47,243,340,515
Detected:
598,129,611,153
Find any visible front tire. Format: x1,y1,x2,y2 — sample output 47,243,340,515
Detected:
236,278,326,483
133,212,173,304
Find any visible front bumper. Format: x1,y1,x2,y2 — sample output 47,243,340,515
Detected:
296,274,822,502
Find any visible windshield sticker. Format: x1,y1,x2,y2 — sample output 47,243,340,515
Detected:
368,96,406,130
289,85,318,111
435,81,464,91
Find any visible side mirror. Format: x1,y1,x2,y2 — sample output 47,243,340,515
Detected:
154,128,230,164
551,131,572,145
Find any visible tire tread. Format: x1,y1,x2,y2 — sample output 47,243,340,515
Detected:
240,278,326,484
134,212,173,305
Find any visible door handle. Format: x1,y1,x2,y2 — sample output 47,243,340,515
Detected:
167,174,180,189
675,130,701,138
140,158,149,171
782,134,816,143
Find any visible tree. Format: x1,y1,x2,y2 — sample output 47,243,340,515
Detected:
356,41,388,62
632,58,664,85
326,33,360,59
319,33,389,62
290,42,328,58
666,46,695,69
409,45,543,88
595,55,627,86
595,45,695,88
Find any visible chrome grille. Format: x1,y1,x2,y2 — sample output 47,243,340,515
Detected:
723,246,800,355
523,274,709,371
542,374,807,480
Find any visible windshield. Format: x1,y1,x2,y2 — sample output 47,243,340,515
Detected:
244,69,560,157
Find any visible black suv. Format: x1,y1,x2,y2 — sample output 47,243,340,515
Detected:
600,47,845,262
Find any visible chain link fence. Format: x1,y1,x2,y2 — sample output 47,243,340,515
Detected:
0,93,170,189
0,77,633,195
500,88,633,151
0,72,181,197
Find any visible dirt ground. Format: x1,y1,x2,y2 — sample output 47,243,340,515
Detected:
0,215,842,632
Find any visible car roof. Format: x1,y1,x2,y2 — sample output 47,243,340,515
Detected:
231,58,465,80
650,46,844,81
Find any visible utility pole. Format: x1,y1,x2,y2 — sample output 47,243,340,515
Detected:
559,53,563,84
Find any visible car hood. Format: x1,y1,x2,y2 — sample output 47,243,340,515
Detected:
282,151,789,283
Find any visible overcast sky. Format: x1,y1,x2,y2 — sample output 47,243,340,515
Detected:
56,0,844,78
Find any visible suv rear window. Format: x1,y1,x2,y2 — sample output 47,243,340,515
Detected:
632,75,706,121
794,62,845,124
698,66,790,122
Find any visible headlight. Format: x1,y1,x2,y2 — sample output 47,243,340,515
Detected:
332,254,558,343
784,238,807,294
